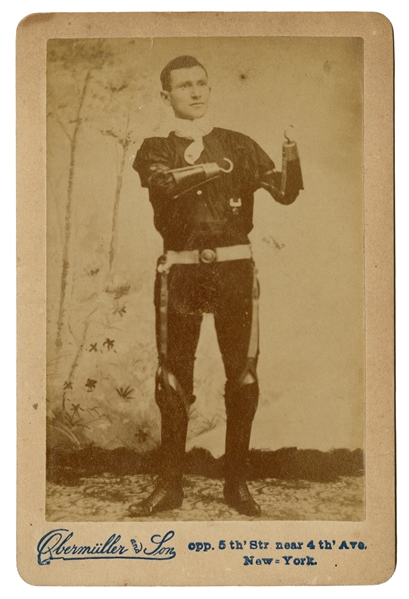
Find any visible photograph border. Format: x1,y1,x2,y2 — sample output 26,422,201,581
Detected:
16,11,394,586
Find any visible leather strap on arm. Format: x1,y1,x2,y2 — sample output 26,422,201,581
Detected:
148,159,233,199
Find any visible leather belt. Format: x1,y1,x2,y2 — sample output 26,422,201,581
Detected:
157,244,252,272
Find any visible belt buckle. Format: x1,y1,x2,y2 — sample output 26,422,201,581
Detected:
200,248,216,264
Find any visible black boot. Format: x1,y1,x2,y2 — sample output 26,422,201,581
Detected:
128,475,184,517
128,377,188,517
223,479,261,517
223,379,261,517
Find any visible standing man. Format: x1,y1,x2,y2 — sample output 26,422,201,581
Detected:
130,55,303,517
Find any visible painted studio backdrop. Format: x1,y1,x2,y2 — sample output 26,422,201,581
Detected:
46,38,364,470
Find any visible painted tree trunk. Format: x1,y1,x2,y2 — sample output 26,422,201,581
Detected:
55,70,92,352
109,145,127,271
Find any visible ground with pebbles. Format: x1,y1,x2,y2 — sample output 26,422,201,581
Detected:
46,474,364,522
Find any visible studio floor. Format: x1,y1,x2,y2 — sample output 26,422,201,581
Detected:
46,474,364,522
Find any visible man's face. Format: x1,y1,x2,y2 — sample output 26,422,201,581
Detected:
161,65,211,120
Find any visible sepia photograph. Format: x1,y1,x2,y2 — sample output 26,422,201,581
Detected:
16,11,394,587
45,36,364,522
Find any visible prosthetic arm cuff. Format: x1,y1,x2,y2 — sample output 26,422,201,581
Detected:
149,159,233,199
261,141,304,205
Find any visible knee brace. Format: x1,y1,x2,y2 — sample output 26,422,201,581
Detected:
224,359,259,422
155,365,195,418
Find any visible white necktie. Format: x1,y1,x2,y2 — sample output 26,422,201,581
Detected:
174,116,213,165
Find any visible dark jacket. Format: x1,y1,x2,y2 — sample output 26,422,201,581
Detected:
133,127,278,251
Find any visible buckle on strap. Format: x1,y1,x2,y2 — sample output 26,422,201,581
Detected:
157,245,252,272
200,249,217,263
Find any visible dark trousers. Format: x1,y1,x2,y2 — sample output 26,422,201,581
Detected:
154,258,260,483
154,259,259,400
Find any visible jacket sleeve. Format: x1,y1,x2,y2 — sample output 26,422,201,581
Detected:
133,138,178,198
133,138,224,200
259,170,300,205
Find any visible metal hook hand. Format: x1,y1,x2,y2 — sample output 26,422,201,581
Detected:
220,158,233,173
284,125,295,144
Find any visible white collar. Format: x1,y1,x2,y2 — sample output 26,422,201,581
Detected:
174,116,213,140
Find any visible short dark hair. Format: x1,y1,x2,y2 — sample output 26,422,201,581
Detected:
160,55,207,91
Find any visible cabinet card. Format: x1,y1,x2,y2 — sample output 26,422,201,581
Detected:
16,11,394,586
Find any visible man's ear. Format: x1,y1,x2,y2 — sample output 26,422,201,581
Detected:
160,91,171,106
